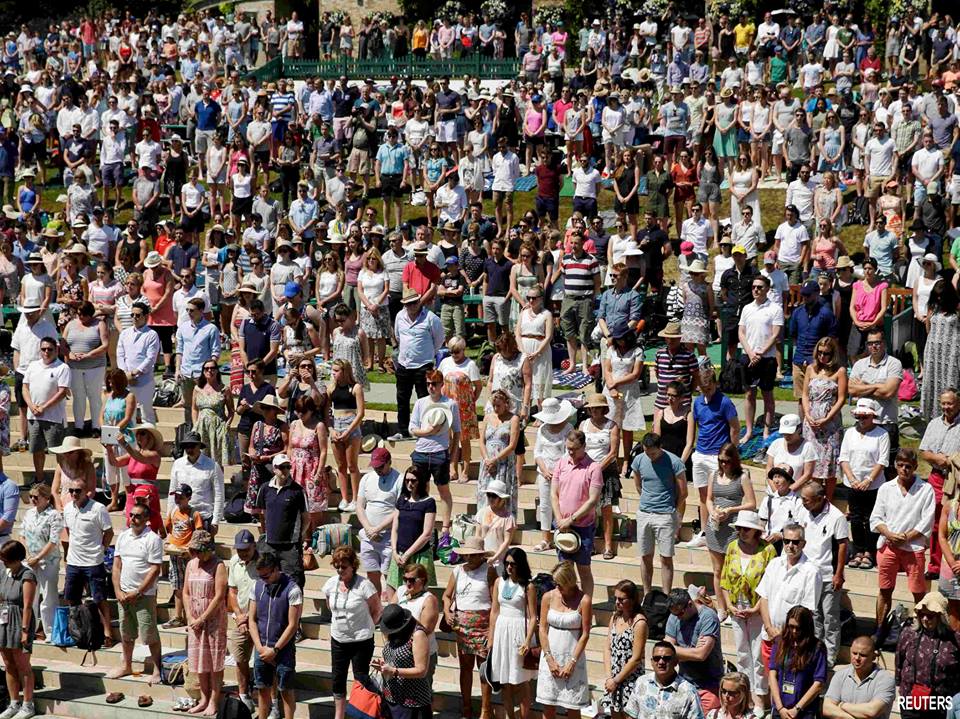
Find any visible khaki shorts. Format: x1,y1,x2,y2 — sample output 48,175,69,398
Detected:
792,363,807,400
119,594,160,645
228,624,255,667
867,174,892,199
347,148,370,175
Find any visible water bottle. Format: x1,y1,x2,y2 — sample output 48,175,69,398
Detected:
277,355,287,378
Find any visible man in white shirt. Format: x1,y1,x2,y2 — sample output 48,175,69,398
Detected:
864,122,897,228
356,448,402,598
63,478,114,646
99,119,127,209
491,136,520,236
785,165,817,235
116,301,161,423
680,203,713,261
172,267,211,325
772,204,810,283
435,172,468,226
168,431,225,534
869,447,935,627
910,131,945,217
757,523,821,653
571,153,603,219
109,503,164,683
11,299,58,451
755,12,780,50
22,336,71,479
760,252,789,306
798,482,849,668
738,275,783,443
731,205,762,261
133,128,162,172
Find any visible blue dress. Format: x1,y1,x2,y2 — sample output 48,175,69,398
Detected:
818,127,845,172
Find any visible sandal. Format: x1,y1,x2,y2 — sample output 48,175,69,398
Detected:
848,555,863,568
860,557,875,570
163,618,187,629
106,693,125,704
531,541,552,552
603,550,616,560
138,696,153,708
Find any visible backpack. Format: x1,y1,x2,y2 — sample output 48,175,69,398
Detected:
898,368,919,402
876,603,910,652
224,484,252,524
218,694,254,719
68,601,105,663
849,196,871,226
154,377,182,408
530,573,556,621
640,589,671,640
172,424,190,460
719,357,745,395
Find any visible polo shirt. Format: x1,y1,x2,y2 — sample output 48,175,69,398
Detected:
850,354,903,426
632,450,685,514
241,315,281,372
402,260,442,296
357,468,402,528
167,243,200,276
64,499,112,567
756,554,821,639
23,358,71,423
665,605,724,691
864,230,898,276
720,264,760,313
869,476,936,552
255,477,307,545
553,454,603,527
483,256,513,296
797,503,849,581
788,300,838,366
825,666,896,719
739,299,784,358
839,425,890,490
228,554,259,610
195,99,221,131
376,142,409,175
560,252,600,297
115,526,164,595
919,414,960,462
693,391,738,455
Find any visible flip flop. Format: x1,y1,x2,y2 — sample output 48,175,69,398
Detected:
106,692,124,704
603,550,616,560
138,696,153,708
531,541,551,552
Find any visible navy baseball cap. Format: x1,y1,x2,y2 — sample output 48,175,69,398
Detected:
234,529,256,550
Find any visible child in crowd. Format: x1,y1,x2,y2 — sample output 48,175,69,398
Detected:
758,466,802,554
162,484,204,629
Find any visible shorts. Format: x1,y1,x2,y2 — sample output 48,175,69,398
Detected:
359,530,392,574
194,130,215,158
380,173,403,199
792,363,808,400
28,419,66,454
228,624,255,667
347,148,370,175
13,372,24,409
101,162,124,188
691,451,719,490
555,523,595,566
271,119,289,144
151,324,175,354
180,208,206,234
231,195,253,218
493,190,513,207
572,196,598,218
482,295,510,325
411,449,450,487
64,563,108,603
168,554,188,590
876,543,927,594
254,655,296,691
536,196,559,222
949,175,960,205
254,149,271,168
771,129,785,155
436,120,457,144
867,174,892,199
119,594,160,644
559,295,595,346
333,413,362,442
636,510,678,557
663,135,687,156
744,356,777,392
21,142,46,165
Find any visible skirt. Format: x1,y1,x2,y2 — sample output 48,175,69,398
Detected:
601,467,622,508
454,609,490,657
386,546,436,589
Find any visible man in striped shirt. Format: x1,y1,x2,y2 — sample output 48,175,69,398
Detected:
269,79,297,152
552,232,601,373
653,322,700,413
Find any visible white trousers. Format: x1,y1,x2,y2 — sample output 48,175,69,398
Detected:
537,473,553,531
104,445,130,489
28,558,60,635
131,378,157,424
71,365,106,429
731,611,767,695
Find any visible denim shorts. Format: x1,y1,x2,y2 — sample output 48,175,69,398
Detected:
64,563,108,603
411,449,451,487
254,654,296,691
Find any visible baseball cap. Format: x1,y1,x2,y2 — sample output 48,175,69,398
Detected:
173,484,193,497
272,454,291,468
370,447,392,469
234,529,256,550
445,256,460,265
283,280,302,299
732,244,747,255
680,241,694,255
800,280,819,296
763,251,777,265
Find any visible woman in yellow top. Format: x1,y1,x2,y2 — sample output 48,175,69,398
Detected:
719,510,777,716
412,21,429,58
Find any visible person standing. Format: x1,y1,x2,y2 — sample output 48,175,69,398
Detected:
390,289,444,442
919,387,960,580
0,541,37,719
107,502,163,683
116,300,160,423
255,454,311,590
175,297,222,430
17,485,59,642
22,336,70,482
226,530,259,711
356,448,402,599
738,275,783,444
167,431,225,535
552,232,601,374
849,327,903,477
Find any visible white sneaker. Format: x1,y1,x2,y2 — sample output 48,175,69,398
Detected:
269,701,280,719
0,703,21,719
683,532,707,548
239,695,255,712
12,704,35,719
387,432,406,441
337,499,348,512
344,501,357,513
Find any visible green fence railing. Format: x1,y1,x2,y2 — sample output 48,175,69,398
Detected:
282,56,521,80
245,55,284,84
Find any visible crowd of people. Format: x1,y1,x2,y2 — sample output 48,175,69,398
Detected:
0,3,958,719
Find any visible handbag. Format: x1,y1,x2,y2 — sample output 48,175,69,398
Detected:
302,548,319,572
521,591,540,671
345,674,385,719
450,513,478,544
51,606,75,647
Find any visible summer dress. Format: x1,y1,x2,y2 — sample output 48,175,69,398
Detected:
518,308,553,404
489,579,535,685
476,419,519,518
185,556,227,673
601,617,644,713
194,387,235,468
536,607,591,710
289,420,327,514
802,376,842,479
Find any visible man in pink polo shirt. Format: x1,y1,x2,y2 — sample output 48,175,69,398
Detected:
550,429,603,597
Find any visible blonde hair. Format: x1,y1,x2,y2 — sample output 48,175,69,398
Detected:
447,335,467,353
331,358,357,388
365,247,384,272
552,561,579,590
718,672,752,714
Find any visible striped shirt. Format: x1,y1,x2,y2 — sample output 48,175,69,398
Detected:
270,92,296,122
559,252,600,297
653,347,700,409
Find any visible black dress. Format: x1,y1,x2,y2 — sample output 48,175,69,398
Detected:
659,411,692,479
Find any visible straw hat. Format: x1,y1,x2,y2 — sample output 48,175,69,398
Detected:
131,423,165,449
583,393,609,410
555,531,582,554
658,321,682,339
144,251,164,268
238,282,259,294
401,287,421,305
49,436,93,459
732,510,764,532
422,403,453,432
532,397,575,424
688,259,707,274
2,205,19,220
720,87,734,98
255,395,284,413
914,591,949,623
835,255,854,269
64,243,88,255
456,536,491,556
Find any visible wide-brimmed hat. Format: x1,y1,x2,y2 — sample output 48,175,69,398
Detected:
144,251,163,268
179,430,206,449
835,255,854,269
50,436,93,459
687,259,707,274
583,393,610,411
411,240,430,255
380,604,415,635
658,321,682,339
422,403,453,432
915,591,949,622
922,252,942,270
64,242,88,255
2,205,19,220
720,87,734,98
733,510,764,532
255,395,284,413
238,282,259,294
131,423,165,449
637,68,652,82
555,531,582,554
361,434,383,453
189,529,216,553
533,397,575,424
457,536,492,557
401,287,421,305
853,398,881,417
40,227,62,239
484,480,511,499
16,301,43,314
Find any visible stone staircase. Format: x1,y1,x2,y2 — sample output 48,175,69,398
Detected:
6,403,909,718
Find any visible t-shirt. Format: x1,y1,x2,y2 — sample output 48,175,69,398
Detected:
766,438,817,485
63,499,112,567
254,479,307,545
665,605,725,691
115,527,164,595
774,221,810,264
164,506,204,548
865,136,896,177
23,358,71,423
693,392,738,455
632,449,686,514
395,495,437,553
357,468,402,530
739,299,784,358
322,574,378,642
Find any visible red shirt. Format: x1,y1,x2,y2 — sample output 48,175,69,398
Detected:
860,56,882,74
402,260,441,295
534,163,562,200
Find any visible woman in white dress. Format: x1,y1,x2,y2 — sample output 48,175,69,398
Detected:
580,394,622,560
355,249,390,371
488,548,538,719
823,17,842,68
904,231,930,290
459,142,485,203
205,133,229,217
727,152,761,229
485,333,533,422
514,284,553,410
467,115,490,174
537,561,592,718
602,327,645,463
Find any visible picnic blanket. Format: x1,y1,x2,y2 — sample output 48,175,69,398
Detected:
552,370,593,389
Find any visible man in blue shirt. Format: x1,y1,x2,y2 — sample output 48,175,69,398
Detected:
686,369,739,549
598,271,642,339
175,297,222,430
665,588,725,712
631,433,687,596
288,184,318,241
193,87,221,171
390,289,445,441
375,128,410,231
788,281,838,401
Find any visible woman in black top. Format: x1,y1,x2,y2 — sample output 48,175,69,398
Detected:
162,135,189,216
236,358,276,460
388,466,437,590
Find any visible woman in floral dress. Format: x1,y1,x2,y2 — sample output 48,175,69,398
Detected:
438,336,483,482
287,394,328,535
476,390,521,518
192,361,236,469
801,337,847,501
485,333,532,422
56,250,88,331
680,260,714,356
601,580,646,719
182,530,227,716
245,396,289,514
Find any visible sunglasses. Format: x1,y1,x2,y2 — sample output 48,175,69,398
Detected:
68,488,83,495
403,576,418,584
40,347,56,352
427,381,442,387
652,656,672,663
130,512,147,519
783,538,802,545
203,365,218,372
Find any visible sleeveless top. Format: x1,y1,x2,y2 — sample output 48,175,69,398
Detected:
65,320,106,369
396,586,438,655
331,383,357,411
128,456,160,484
455,563,491,611
382,626,432,708
659,411,689,459
519,308,549,337
582,419,615,466
344,254,364,287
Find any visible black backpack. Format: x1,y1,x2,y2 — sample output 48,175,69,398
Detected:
850,196,871,226
154,378,182,408
641,589,671,640
876,603,910,652
68,601,105,664
719,357,745,395
224,484,252,524
530,573,556,620
217,694,254,719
